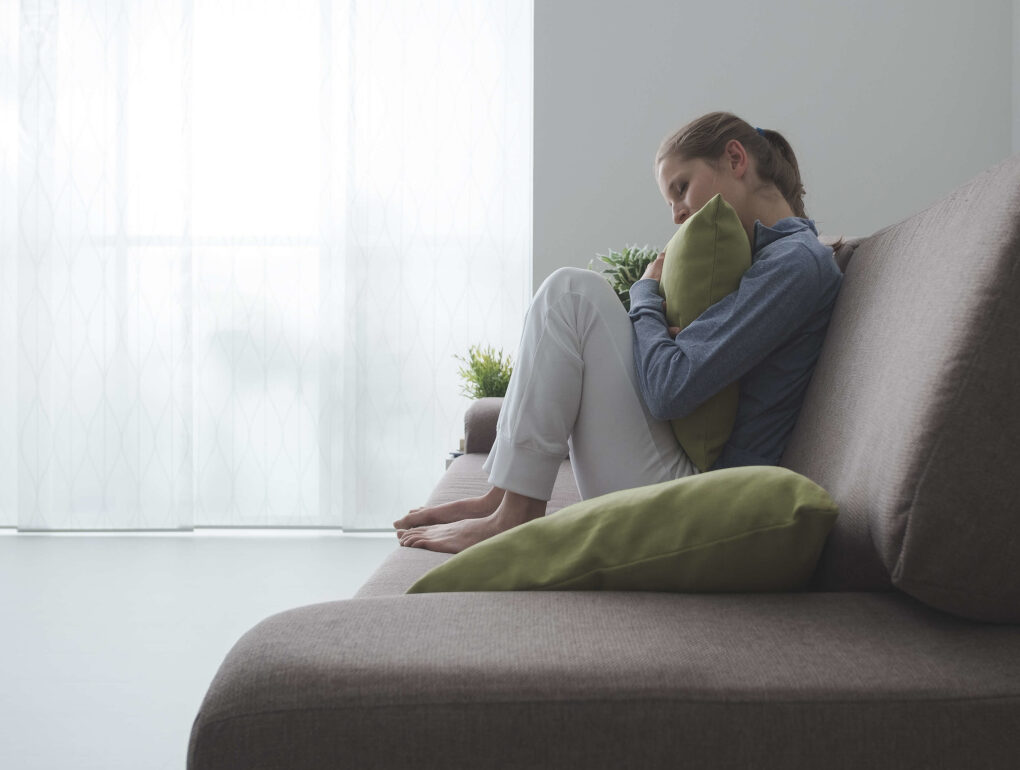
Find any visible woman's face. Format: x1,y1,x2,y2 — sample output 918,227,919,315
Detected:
656,153,736,226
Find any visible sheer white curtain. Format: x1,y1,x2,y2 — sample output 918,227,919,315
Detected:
0,0,532,530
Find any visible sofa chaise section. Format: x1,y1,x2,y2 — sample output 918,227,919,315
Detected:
188,155,1020,769
188,589,1020,769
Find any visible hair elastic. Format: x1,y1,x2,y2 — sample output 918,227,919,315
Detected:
755,127,766,137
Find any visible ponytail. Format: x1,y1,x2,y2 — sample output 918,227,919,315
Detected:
753,127,806,219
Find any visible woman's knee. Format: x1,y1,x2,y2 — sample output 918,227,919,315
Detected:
536,266,617,305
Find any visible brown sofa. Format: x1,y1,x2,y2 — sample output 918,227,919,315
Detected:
188,155,1020,769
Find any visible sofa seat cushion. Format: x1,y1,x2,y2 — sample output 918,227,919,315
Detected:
355,546,451,598
188,591,1020,770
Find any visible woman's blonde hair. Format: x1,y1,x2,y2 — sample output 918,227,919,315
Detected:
655,112,808,219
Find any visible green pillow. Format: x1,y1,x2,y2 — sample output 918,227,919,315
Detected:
659,193,752,471
406,466,838,594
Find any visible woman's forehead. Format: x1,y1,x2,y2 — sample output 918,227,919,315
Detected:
657,155,704,183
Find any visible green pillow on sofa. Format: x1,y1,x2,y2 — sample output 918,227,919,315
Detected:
406,466,838,594
659,193,751,471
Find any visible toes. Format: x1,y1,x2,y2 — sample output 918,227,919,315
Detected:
399,529,426,547
400,525,446,550
406,533,443,552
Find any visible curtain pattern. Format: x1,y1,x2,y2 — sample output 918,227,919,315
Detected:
1,0,532,530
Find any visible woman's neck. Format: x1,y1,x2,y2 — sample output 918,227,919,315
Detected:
741,189,797,244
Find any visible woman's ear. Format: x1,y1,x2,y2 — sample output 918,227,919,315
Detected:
722,139,749,179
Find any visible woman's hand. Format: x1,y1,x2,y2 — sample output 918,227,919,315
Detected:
641,250,666,282
639,252,681,338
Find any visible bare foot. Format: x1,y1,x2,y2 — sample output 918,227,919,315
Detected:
398,492,546,553
393,486,504,530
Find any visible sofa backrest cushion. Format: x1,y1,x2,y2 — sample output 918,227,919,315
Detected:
782,155,1020,622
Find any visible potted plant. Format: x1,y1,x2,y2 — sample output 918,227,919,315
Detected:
589,244,660,310
448,345,514,465
456,344,514,399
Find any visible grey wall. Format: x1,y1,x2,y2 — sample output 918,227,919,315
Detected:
534,0,1016,290
1015,0,1020,153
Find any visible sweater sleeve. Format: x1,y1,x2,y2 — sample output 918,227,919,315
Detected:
628,243,828,421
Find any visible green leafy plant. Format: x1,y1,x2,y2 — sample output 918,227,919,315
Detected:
456,344,514,399
589,244,660,310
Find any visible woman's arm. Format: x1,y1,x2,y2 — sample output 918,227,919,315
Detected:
628,242,835,421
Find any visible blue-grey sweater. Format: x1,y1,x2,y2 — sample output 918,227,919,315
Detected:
628,217,842,470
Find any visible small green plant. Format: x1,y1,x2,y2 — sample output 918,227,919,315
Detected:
589,244,660,310
456,344,514,399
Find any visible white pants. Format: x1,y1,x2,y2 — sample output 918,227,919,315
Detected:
482,267,697,501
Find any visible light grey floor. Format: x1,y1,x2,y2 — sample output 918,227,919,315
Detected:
0,530,399,770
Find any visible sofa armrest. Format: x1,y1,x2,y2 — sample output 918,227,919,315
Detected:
464,397,503,454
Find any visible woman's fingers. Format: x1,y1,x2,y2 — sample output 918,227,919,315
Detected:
641,251,666,282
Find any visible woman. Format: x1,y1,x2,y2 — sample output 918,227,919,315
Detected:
396,112,842,553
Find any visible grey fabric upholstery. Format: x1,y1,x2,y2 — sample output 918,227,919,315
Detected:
463,397,502,453
189,589,1020,769
784,154,1020,621
819,234,863,272
188,158,1020,769
354,546,451,598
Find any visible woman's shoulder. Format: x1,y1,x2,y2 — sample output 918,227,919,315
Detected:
751,220,843,291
